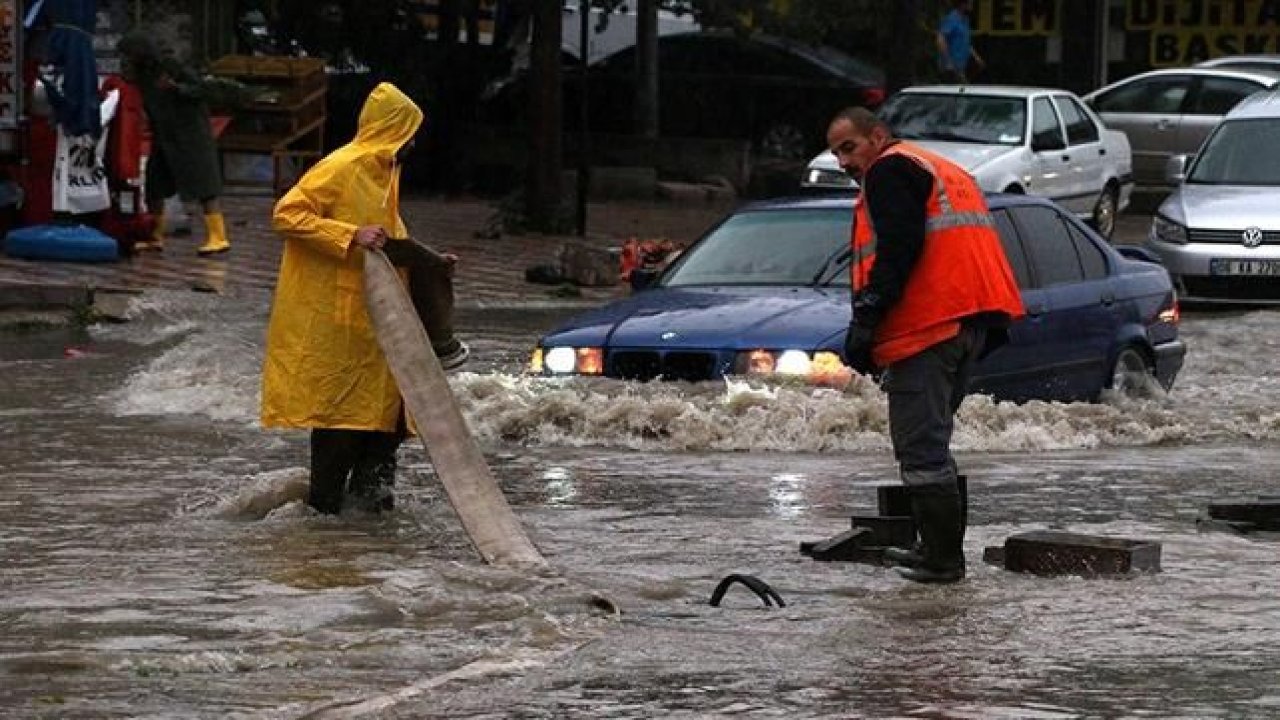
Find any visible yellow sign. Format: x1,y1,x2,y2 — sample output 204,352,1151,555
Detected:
975,0,1060,36
1128,0,1280,65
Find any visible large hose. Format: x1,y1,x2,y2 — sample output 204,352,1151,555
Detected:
363,248,545,567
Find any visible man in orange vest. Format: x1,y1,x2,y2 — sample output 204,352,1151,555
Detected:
827,107,1024,583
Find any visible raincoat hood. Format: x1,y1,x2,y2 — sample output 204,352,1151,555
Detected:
353,83,423,161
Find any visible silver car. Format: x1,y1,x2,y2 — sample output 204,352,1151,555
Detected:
1084,68,1279,190
802,85,1133,238
1147,89,1280,304
1196,54,1280,75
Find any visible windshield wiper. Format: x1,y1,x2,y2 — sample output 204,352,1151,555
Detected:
810,246,853,287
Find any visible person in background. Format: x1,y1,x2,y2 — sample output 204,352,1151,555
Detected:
936,0,984,83
260,82,468,516
826,107,1023,583
116,33,230,255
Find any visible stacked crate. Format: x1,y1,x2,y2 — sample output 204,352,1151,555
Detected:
208,55,327,195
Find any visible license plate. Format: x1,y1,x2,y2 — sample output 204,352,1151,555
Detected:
1210,259,1280,276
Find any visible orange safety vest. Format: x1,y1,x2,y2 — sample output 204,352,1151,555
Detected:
851,142,1024,367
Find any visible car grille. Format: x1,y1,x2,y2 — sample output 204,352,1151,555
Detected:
1181,275,1280,301
1189,228,1280,244
609,350,720,382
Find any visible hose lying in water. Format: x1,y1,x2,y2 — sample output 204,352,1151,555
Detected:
362,248,545,567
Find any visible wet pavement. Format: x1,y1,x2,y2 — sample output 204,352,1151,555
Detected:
4,200,1280,718
0,193,736,309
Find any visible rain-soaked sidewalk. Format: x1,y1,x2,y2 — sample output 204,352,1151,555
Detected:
0,192,734,309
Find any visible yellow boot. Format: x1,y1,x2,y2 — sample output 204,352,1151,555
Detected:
134,211,166,252
197,212,231,256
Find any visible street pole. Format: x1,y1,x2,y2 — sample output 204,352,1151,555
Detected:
576,3,590,236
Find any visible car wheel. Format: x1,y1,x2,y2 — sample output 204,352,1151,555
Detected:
758,123,808,160
1091,184,1118,240
1106,346,1156,399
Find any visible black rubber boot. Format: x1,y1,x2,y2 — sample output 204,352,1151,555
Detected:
348,430,402,513
895,486,966,584
883,475,967,568
310,429,359,515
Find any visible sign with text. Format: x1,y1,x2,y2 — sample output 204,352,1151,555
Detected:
1129,0,1280,65
974,0,1061,37
0,0,18,129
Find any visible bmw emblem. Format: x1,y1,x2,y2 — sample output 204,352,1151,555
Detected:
1242,226,1264,248
661,331,678,341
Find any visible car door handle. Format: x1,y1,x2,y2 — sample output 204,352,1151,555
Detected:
1100,292,1115,306
1061,154,1071,162
1025,303,1047,318
1098,147,1106,156
1155,119,1172,130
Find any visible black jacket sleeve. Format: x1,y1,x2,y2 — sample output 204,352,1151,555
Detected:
852,153,934,330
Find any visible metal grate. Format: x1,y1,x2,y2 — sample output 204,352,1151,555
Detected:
1188,228,1280,244
609,350,720,381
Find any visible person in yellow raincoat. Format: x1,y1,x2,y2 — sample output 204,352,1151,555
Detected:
260,82,468,515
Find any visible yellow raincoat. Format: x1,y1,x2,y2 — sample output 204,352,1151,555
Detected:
260,83,423,431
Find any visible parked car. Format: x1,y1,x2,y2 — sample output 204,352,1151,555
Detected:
801,85,1133,238
484,30,885,160
1195,54,1280,75
530,194,1185,403
559,1,700,65
1146,89,1280,304
1083,67,1279,190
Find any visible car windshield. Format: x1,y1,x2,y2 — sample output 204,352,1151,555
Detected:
879,93,1027,145
1188,118,1280,185
662,208,852,287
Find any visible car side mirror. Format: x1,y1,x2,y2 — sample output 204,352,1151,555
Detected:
630,267,661,292
1165,154,1191,184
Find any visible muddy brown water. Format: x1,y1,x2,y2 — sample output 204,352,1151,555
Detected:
3,289,1279,718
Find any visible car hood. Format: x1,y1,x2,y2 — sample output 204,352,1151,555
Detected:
1159,183,1280,228
541,286,851,350
807,142,1014,174
909,141,1016,171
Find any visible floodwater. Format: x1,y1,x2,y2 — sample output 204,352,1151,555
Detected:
3,287,1280,719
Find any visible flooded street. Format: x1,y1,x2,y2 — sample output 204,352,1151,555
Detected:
3,287,1280,718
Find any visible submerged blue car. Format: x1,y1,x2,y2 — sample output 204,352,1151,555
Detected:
530,194,1186,403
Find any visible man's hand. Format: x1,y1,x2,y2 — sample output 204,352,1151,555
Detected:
843,323,877,375
353,225,387,250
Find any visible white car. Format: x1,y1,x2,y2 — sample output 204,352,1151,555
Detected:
802,85,1133,238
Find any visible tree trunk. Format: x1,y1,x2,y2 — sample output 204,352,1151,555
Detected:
526,0,563,231
635,0,659,140
888,0,922,93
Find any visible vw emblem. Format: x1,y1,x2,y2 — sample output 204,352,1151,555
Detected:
1242,226,1264,248
661,331,678,341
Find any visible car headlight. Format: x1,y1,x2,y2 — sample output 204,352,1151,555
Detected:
804,167,856,189
735,349,851,386
538,346,603,375
774,349,812,375
1152,215,1188,245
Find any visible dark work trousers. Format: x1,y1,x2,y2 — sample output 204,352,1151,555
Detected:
881,323,987,489
381,239,460,356
309,423,406,515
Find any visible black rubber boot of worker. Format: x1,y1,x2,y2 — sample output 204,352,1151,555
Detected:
895,488,966,584
884,475,968,568
348,431,402,513
309,429,359,515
